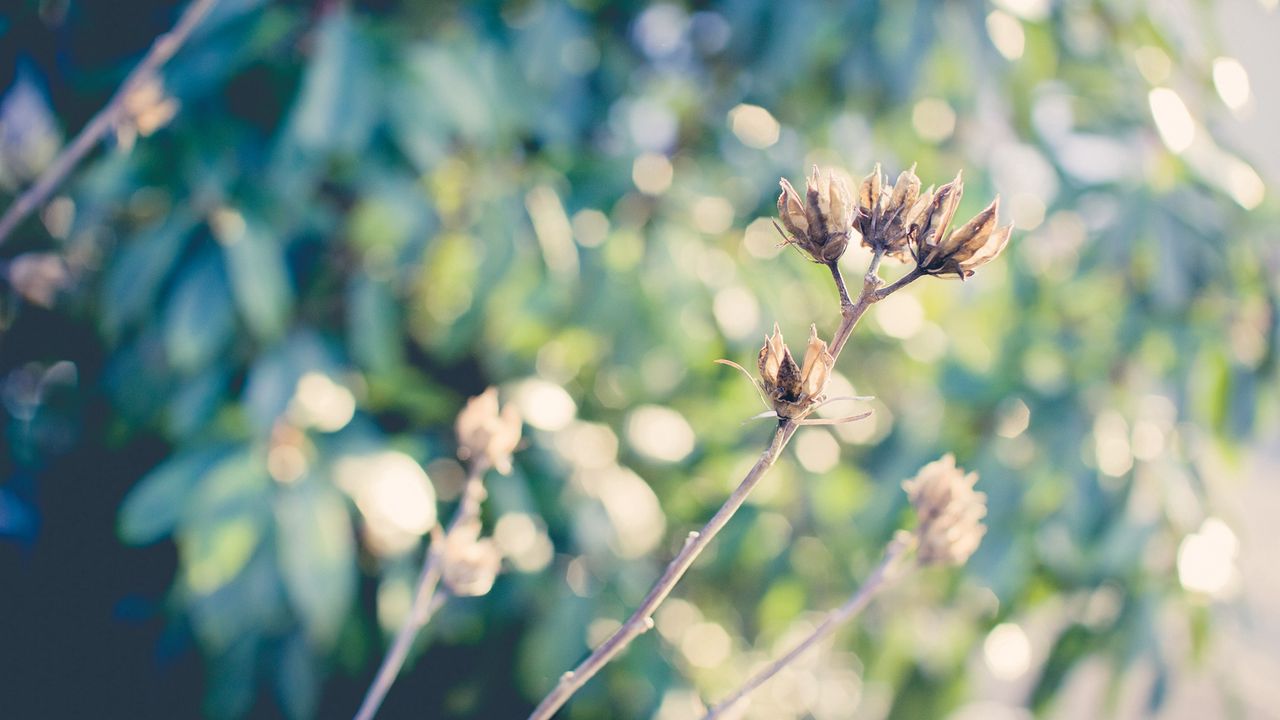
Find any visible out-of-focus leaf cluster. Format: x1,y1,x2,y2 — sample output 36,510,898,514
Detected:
1,0,1276,718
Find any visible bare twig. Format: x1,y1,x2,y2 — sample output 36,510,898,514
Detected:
526,250,923,720
0,0,219,246
353,457,490,720
703,537,913,718
527,421,795,720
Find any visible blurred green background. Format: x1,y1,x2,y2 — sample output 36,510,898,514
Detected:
2,0,1277,718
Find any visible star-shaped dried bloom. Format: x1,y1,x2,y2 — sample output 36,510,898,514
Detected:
455,388,522,474
854,163,931,262
775,166,854,264
902,454,987,566
756,323,834,419
910,173,1012,279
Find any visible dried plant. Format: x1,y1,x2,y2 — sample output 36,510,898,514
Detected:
705,456,988,717
353,388,520,720
0,0,219,246
527,164,1011,719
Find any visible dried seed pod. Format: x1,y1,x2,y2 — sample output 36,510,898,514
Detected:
775,166,853,264
456,388,523,474
438,518,502,597
756,323,834,419
855,164,921,262
902,454,987,566
913,192,1012,279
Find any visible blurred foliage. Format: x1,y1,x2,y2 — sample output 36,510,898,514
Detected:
1,0,1277,718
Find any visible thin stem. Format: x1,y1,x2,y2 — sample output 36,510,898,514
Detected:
528,248,920,719
828,257,925,359
0,0,220,246
703,539,913,718
528,421,797,720
827,261,855,310
873,266,926,301
353,457,490,720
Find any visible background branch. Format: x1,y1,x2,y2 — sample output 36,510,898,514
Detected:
0,0,219,246
352,457,491,720
703,537,913,718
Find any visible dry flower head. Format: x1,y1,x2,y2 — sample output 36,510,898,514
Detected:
756,323,834,419
907,172,1012,279
437,518,502,597
5,252,71,308
455,387,522,474
115,78,180,151
855,163,931,262
902,454,987,566
775,166,854,264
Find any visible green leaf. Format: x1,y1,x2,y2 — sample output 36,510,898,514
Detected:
1031,624,1097,713
275,482,356,647
288,6,377,155
101,211,197,338
204,633,259,720
348,275,403,375
219,213,294,341
177,449,273,595
182,448,273,527
275,631,320,720
118,446,227,545
180,514,263,596
166,363,232,438
243,331,340,434
163,251,237,373
186,544,287,652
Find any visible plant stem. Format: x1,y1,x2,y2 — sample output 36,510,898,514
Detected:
0,0,220,246
528,250,925,719
703,538,913,718
528,420,796,720
353,457,490,720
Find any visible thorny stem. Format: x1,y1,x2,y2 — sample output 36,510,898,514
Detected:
527,250,923,720
0,0,220,246
703,538,914,718
353,458,491,720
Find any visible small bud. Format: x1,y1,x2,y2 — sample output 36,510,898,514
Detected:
455,388,523,474
438,518,502,597
756,323,834,419
902,454,987,566
775,167,853,264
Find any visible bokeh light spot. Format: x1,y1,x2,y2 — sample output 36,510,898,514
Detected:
728,103,780,148
1148,88,1195,154
633,153,674,195
984,622,1032,680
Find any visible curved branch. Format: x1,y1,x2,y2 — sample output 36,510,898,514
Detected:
0,0,220,246
703,538,913,718
352,457,490,720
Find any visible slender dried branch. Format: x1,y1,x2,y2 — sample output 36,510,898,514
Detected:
527,250,922,720
353,457,490,720
703,537,913,718
0,0,219,246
